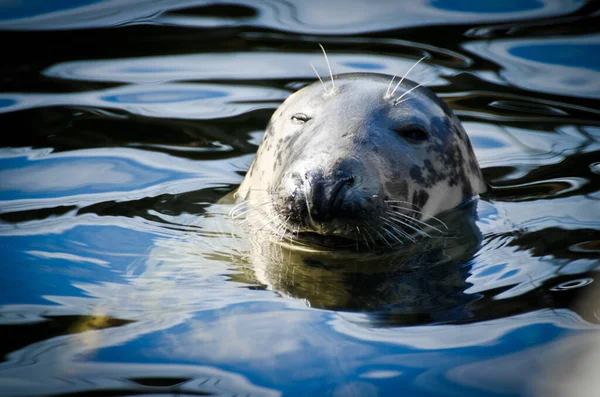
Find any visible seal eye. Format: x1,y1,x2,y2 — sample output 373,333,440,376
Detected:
291,113,311,124
393,127,428,143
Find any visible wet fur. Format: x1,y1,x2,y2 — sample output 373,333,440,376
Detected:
235,72,486,250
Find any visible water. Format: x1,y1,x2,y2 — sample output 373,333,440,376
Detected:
1,1,599,396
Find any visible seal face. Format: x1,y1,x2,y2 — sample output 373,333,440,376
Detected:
236,73,486,249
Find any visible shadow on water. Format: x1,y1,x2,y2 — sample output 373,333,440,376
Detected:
1,0,600,396
228,194,600,326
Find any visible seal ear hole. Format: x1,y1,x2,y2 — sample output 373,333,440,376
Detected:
393,127,429,143
291,113,311,124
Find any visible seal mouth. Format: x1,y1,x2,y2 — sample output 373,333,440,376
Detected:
273,221,360,249
237,197,444,251
294,231,363,249
278,223,399,251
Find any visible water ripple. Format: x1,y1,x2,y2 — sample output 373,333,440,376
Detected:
0,83,289,119
43,52,444,85
0,147,243,215
464,34,600,98
1,0,582,33
1,2,599,396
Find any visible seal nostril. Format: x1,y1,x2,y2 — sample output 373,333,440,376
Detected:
285,169,356,224
330,176,354,212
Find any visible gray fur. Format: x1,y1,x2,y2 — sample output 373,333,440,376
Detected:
236,73,486,248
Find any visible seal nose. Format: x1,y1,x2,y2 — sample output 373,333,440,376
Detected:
304,169,354,223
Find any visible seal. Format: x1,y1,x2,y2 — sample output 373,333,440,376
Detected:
234,60,486,250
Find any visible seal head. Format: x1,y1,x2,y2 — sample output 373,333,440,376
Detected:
236,73,486,248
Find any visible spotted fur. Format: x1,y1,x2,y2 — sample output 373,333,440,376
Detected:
236,73,486,247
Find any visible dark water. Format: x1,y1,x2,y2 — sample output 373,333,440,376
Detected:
1,1,600,396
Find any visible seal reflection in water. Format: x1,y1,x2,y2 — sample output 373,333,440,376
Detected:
231,55,487,319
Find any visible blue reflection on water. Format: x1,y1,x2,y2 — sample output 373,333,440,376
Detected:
0,155,190,200
476,263,507,277
0,0,102,21
122,67,185,74
102,89,228,104
0,1,599,396
471,136,506,149
499,269,520,279
90,300,571,396
509,43,600,71
0,98,17,108
431,0,543,13
343,62,386,70
0,225,152,305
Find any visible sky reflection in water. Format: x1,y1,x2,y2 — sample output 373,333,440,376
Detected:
0,0,599,396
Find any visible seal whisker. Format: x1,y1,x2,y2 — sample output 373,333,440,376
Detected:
271,216,284,238
230,205,254,220
388,210,446,235
380,226,395,244
267,218,286,240
235,70,487,251
387,212,428,233
382,218,416,242
236,217,255,226
250,206,281,234
384,199,420,208
390,56,426,97
318,43,336,91
388,227,406,245
381,224,403,245
386,214,430,239
230,199,251,214
230,193,275,208
230,198,275,219
357,226,370,250
231,209,250,220
234,189,273,201
394,81,429,105
364,226,378,249
381,219,412,242
231,205,271,223
310,62,326,90
394,94,418,106
238,194,277,203
230,195,273,210
388,212,436,234
386,74,397,98
256,216,276,233
375,229,393,248
385,211,428,234
392,210,448,232
302,177,316,229
278,217,291,241
387,203,448,230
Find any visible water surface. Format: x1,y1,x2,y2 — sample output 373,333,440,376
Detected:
1,1,599,396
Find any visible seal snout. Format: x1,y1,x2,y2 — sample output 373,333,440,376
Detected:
236,73,488,249
303,169,354,223
276,159,379,237
277,167,355,228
